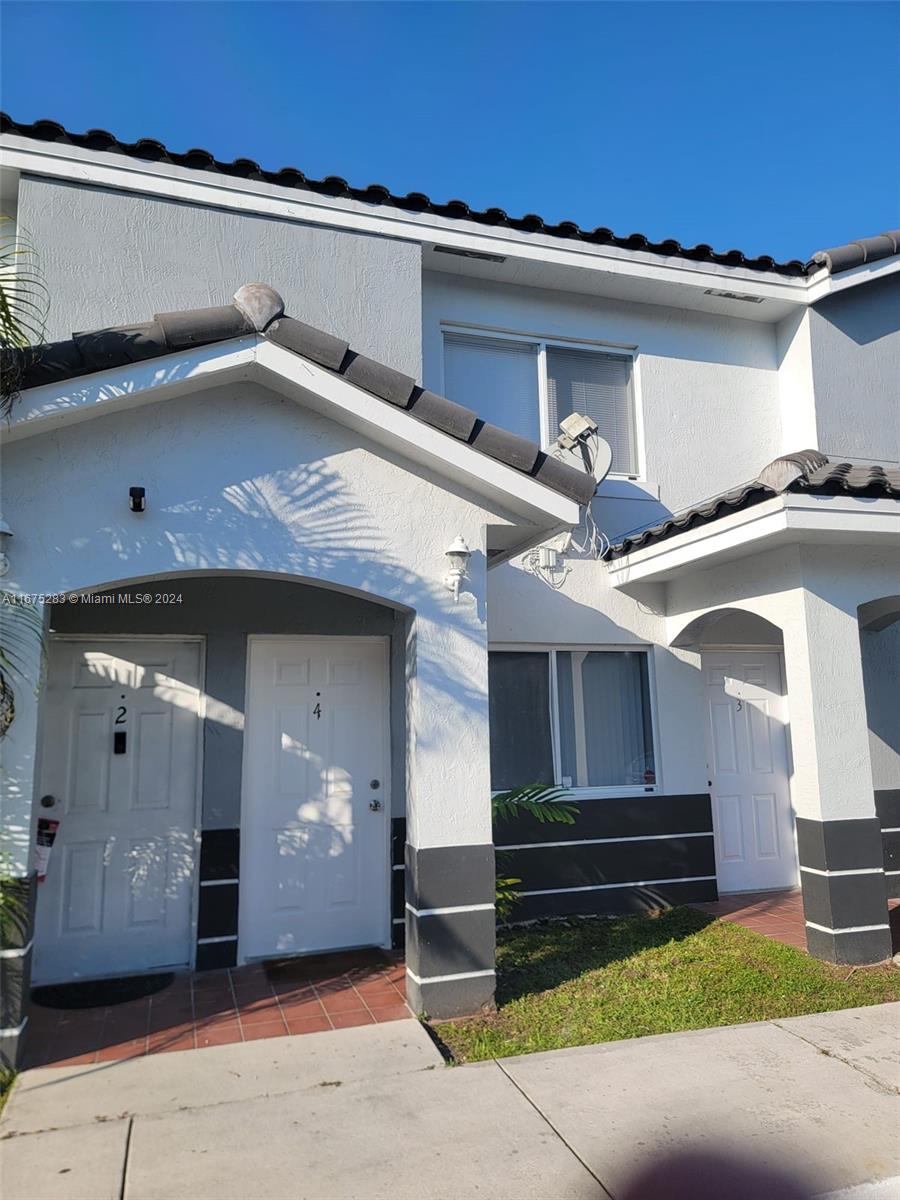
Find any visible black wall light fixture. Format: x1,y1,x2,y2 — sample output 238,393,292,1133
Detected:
129,486,146,513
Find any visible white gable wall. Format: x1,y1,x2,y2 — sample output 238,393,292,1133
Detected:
16,175,422,379
3,381,517,857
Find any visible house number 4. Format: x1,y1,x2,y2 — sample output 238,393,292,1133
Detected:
313,702,322,720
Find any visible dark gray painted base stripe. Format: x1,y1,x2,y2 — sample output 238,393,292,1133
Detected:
494,792,713,845
796,816,884,872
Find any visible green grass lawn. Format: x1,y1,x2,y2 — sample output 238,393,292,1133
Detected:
433,907,900,1063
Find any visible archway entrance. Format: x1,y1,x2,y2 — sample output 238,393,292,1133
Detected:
675,610,797,894
33,574,408,984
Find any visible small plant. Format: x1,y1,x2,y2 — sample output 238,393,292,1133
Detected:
0,593,45,738
0,859,29,948
492,784,578,921
0,213,49,415
0,214,49,738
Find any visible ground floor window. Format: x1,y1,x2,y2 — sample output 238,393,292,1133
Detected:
488,648,656,792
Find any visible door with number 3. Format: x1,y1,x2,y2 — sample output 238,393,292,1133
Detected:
34,640,202,984
240,637,390,961
702,650,798,894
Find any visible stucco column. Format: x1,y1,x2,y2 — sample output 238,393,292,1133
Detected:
0,597,45,1068
403,549,496,1019
781,587,891,964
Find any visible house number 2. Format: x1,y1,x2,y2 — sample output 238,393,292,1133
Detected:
115,705,127,724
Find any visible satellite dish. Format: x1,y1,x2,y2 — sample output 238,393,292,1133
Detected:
556,414,612,485
590,436,613,484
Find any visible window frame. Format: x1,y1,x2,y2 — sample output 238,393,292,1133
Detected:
489,644,662,798
440,322,645,480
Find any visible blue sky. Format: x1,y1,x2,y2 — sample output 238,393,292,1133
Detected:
2,2,897,262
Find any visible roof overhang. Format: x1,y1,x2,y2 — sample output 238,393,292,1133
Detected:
3,135,897,317
606,492,900,586
4,335,581,562
0,135,822,323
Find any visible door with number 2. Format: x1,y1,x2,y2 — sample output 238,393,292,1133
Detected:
34,640,202,984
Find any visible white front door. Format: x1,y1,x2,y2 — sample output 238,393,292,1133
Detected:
702,650,798,893
34,640,202,984
240,637,389,961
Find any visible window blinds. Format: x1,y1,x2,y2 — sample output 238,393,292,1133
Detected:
443,332,540,443
557,651,655,787
546,347,637,474
488,651,554,791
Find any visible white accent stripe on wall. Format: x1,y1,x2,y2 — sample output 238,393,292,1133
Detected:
521,875,716,897
496,831,713,851
805,920,890,935
406,967,495,986
405,902,494,918
0,939,33,958
800,866,884,877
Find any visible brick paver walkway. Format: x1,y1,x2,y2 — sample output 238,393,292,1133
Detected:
24,949,408,1068
691,888,808,950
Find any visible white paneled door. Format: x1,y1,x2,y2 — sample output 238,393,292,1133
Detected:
240,638,389,961
702,651,798,893
33,640,202,984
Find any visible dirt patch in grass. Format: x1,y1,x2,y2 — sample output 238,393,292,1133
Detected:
434,907,900,1063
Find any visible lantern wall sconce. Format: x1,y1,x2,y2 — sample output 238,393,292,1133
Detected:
444,535,472,603
0,519,12,578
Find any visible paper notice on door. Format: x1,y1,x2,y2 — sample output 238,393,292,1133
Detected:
36,818,60,882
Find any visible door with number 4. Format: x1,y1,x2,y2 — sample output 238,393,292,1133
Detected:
240,637,390,961
33,639,202,984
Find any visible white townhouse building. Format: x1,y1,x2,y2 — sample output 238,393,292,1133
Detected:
0,113,897,1067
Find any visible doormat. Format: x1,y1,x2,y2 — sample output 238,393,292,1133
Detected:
31,972,175,1010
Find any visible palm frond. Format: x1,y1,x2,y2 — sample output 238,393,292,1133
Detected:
495,875,523,922
0,594,46,737
0,213,50,415
492,783,579,825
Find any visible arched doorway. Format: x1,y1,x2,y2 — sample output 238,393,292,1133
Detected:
33,573,411,983
673,608,797,894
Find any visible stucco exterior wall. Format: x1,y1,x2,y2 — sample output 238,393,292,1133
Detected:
17,175,423,378
665,543,900,824
422,270,783,520
3,380,512,858
808,275,900,465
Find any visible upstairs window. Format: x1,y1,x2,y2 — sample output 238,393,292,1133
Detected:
443,330,638,475
442,333,540,443
489,649,656,793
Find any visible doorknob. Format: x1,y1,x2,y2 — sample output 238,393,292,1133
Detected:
40,794,57,808
369,799,383,812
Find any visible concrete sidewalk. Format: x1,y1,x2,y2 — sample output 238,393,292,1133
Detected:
2,1005,898,1199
